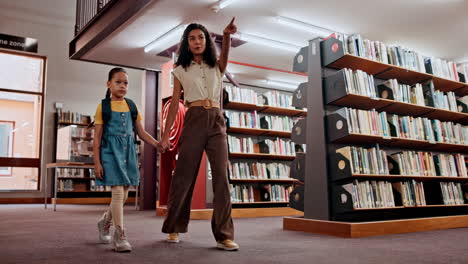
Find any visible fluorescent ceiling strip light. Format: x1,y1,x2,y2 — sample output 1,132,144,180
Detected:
211,0,238,12
233,32,301,53
218,0,237,9
275,16,334,38
144,24,186,53
266,79,299,90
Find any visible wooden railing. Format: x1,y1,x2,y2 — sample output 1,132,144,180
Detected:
75,0,115,35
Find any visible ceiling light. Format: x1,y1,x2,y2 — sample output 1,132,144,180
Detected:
265,79,299,91
211,0,238,12
233,32,301,53
275,16,334,38
144,24,186,53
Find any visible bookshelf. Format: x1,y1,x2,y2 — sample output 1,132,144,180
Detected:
228,152,296,160
283,36,468,237
225,101,306,117
324,53,467,94
227,127,292,138
224,83,306,210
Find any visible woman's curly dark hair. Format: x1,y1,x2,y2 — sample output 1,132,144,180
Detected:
175,23,217,69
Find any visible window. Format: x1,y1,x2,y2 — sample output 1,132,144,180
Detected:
0,50,46,191
0,121,14,176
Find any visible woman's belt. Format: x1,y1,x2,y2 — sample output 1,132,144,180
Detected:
187,98,220,109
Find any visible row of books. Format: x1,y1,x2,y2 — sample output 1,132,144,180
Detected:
57,110,91,125
338,145,468,177
224,85,293,108
440,182,466,205
332,33,460,81
343,180,467,209
425,57,460,82
57,179,75,192
342,180,396,209
90,180,113,192
342,68,463,111
226,110,259,129
57,179,108,192
262,90,294,109
228,161,291,180
381,79,425,106
432,90,458,112
458,64,468,83
225,110,294,132
337,145,389,175
225,85,258,105
388,113,468,144
342,68,377,98
56,168,88,178
392,151,467,177
259,138,296,156
68,126,94,139
343,107,468,145
259,115,295,132
227,136,255,153
228,135,296,156
344,108,390,137
381,79,458,111
395,180,426,207
229,184,292,203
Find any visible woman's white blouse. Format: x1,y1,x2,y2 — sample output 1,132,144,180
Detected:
172,61,223,104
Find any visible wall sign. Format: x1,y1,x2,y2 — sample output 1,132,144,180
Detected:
0,33,38,53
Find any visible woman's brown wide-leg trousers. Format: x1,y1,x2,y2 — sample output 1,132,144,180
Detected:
161,106,234,241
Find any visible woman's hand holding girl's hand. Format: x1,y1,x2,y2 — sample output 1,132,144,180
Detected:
153,140,161,150
159,137,171,153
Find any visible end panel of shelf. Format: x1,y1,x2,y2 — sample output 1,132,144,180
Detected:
290,152,306,182
289,185,304,212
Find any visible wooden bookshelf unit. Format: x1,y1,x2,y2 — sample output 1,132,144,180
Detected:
283,37,468,237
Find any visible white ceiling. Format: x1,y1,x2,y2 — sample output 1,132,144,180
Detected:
84,0,468,87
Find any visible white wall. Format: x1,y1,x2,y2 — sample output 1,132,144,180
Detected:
0,0,143,198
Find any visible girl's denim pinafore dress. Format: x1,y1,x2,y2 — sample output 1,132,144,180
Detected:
96,110,139,186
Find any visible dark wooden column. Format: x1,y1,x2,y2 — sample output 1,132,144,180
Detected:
304,38,330,220
139,70,159,210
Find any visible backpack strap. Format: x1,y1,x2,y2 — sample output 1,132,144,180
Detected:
124,98,138,123
101,98,112,124
124,98,141,145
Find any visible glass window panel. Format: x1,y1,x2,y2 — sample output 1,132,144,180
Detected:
0,52,43,93
0,121,14,159
0,92,42,158
0,167,38,190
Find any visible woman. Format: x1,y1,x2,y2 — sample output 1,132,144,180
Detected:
159,18,239,251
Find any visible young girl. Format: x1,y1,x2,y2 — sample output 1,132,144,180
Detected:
94,67,160,252
159,18,239,251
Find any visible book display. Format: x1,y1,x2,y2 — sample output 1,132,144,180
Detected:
283,35,468,238
225,84,306,208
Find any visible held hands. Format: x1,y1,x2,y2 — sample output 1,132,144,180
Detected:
159,137,172,153
95,163,104,180
223,17,237,35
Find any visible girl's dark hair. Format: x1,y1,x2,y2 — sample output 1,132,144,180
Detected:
175,23,217,69
106,67,127,98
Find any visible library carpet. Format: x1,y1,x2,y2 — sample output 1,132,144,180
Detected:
0,204,467,264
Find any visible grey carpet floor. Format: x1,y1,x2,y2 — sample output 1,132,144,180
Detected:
0,204,467,264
